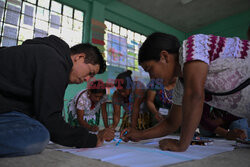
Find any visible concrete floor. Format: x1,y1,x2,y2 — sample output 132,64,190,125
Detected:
1,143,250,167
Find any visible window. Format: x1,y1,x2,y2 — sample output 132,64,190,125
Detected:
104,21,149,82
0,0,84,47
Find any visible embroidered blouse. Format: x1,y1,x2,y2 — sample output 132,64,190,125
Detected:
148,88,173,109
172,34,250,118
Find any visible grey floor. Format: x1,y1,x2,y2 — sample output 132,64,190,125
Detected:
1,142,250,167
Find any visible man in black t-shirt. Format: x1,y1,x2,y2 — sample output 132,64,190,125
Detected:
0,35,114,157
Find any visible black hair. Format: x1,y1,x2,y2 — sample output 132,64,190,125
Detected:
114,70,133,89
70,43,106,74
88,80,106,94
138,32,180,65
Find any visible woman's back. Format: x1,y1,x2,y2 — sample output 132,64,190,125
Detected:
175,34,250,118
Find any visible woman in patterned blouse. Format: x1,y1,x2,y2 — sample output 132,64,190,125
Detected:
120,32,249,152
66,80,108,132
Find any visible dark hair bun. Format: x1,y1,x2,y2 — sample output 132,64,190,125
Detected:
115,70,133,89
116,70,132,79
125,70,132,76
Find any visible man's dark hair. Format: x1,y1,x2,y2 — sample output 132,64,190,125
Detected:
70,43,106,74
138,32,180,65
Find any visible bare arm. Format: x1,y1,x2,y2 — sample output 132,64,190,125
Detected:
214,126,228,137
77,109,93,130
112,92,121,129
146,90,164,121
131,89,145,128
141,104,182,139
121,104,182,142
215,126,247,140
101,103,109,128
146,90,158,115
179,61,208,150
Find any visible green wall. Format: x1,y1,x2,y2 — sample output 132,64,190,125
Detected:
187,10,250,39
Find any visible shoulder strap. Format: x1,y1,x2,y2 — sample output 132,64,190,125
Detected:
75,90,88,107
205,78,250,96
179,78,250,96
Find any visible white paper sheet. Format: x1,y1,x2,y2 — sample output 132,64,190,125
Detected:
57,136,235,167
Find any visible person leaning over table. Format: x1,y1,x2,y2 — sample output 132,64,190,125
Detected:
120,32,250,152
109,70,151,131
0,35,114,157
66,80,109,132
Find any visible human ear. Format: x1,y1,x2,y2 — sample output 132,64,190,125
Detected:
160,50,169,63
73,53,86,62
79,53,86,63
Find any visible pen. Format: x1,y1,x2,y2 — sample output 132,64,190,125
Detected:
116,131,128,146
193,136,213,142
193,136,211,140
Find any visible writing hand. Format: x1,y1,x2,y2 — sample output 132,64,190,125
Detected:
226,129,247,140
120,128,142,142
96,128,115,147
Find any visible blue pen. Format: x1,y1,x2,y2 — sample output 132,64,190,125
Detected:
116,131,128,146
193,136,213,142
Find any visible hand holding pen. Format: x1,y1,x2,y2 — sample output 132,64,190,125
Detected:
120,128,143,142
116,131,128,146
96,128,115,147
